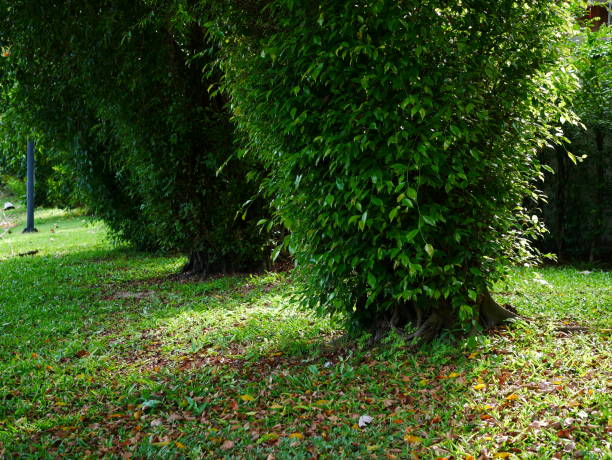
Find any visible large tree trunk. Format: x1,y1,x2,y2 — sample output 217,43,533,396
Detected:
365,290,518,343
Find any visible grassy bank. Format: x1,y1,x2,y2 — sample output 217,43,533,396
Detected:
0,207,610,459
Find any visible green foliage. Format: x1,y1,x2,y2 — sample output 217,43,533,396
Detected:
539,24,612,260
0,0,271,270
221,0,578,329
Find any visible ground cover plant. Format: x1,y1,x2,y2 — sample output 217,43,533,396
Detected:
1,206,610,459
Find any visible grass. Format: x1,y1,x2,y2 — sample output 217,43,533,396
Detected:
0,203,610,459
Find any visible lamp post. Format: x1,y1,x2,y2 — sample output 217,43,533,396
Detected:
22,140,37,233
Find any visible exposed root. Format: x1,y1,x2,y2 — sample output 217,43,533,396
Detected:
403,311,444,343
360,290,521,346
556,325,589,333
478,290,520,329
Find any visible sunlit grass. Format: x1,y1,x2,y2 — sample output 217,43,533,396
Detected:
0,207,610,459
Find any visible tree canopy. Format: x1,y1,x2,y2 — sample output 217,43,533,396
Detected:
219,0,579,338
0,0,272,273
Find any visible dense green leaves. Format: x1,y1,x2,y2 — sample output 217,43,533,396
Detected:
539,23,612,260
221,0,578,330
0,0,272,270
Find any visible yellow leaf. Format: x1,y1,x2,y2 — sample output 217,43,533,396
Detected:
289,433,304,439
152,441,170,447
133,411,141,419
448,372,460,378
174,441,186,449
552,380,563,385
55,402,66,406
468,352,477,359
314,399,330,405
607,417,612,427
352,423,360,429
269,404,283,409
465,456,476,460
480,404,494,411
505,393,519,401
473,384,486,390
404,435,422,444
493,453,511,459
420,379,428,385
240,395,255,402
366,444,380,451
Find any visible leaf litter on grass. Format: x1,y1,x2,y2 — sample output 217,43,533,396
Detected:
0,210,610,458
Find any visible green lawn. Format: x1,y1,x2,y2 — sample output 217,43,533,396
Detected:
0,206,610,459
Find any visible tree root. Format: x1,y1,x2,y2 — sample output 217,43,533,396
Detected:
478,290,520,329
363,290,521,345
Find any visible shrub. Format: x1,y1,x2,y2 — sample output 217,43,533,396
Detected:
1,0,272,273
221,0,577,337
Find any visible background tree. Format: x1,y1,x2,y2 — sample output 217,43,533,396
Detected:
539,23,611,262
0,0,271,273
220,0,578,339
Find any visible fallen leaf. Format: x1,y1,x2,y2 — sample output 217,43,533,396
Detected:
152,441,170,447
404,435,422,444
75,350,89,358
505,393,519,401
358,415,373,428
493,453,511,459
448,372,460,378
473,384,486,390
142,399,161,410
174,441,186,449
240,395,255,402
288,433,303,439
257,433,279,444
220,440,235,450
468,352,477,359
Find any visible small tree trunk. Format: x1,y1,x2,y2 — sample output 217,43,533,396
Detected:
182,251,209,276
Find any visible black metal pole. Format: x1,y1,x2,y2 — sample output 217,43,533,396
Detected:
23,140,38,233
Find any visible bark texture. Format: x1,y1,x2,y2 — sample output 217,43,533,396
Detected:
365,290,519,343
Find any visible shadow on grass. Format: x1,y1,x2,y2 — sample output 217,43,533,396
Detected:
1,242,609,459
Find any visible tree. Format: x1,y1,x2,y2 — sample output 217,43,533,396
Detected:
539,22,612,261
0,0,272,274
220,0,578,339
